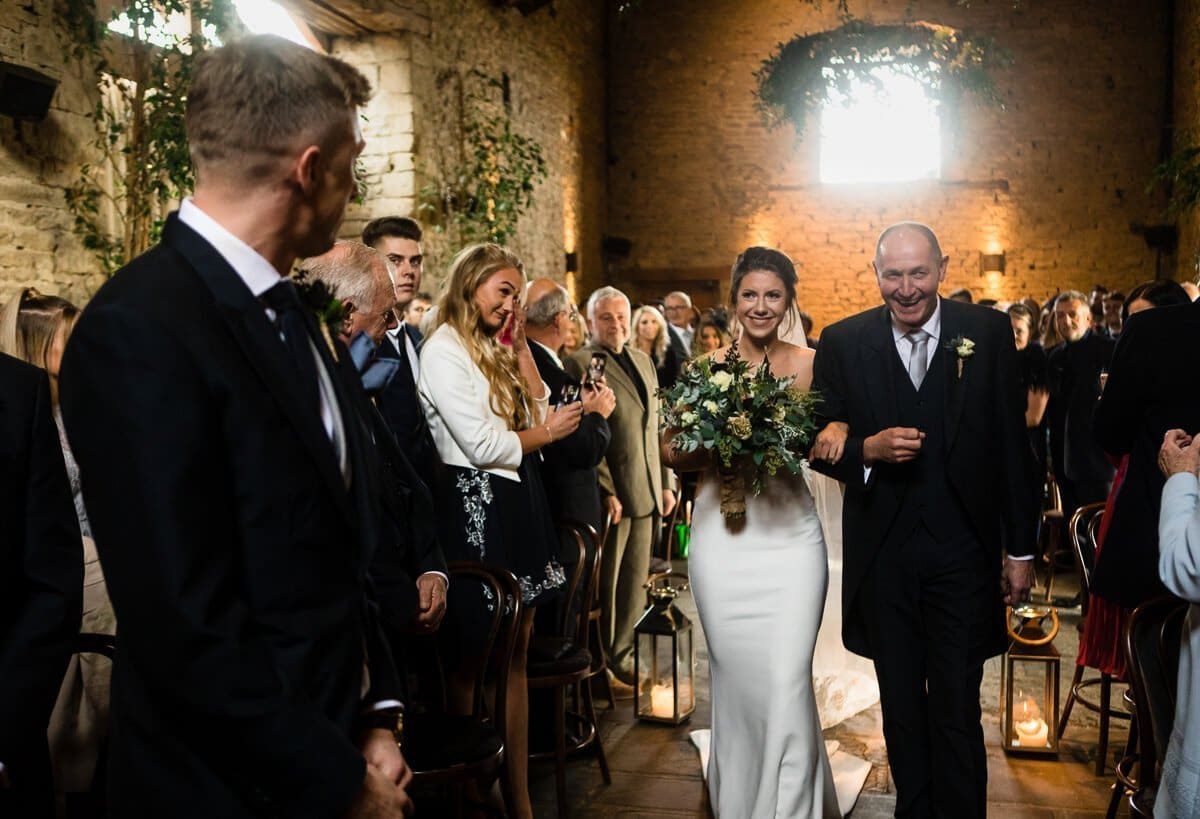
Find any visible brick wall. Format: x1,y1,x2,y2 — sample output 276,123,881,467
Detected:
335,0,606,300
1175,0,1200,279
0,0,103,307
605,0,1174,334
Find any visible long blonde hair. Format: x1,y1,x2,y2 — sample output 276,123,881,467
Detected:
0,287,80,369
631,305,668,361
436,243,533,431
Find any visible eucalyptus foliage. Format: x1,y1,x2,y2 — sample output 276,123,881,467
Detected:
755,19,1009,137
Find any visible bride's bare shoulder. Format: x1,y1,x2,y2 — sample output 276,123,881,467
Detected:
776,343,815,388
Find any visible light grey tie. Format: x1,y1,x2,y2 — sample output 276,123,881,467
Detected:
906,330,930,389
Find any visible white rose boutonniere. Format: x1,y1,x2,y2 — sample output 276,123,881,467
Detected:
948,335,975,379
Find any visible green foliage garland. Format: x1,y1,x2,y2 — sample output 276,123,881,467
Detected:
58,0,235,275
755,19,1010,136
1149,146,1200,218
418,70,548,247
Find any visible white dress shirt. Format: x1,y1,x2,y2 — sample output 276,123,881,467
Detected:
178,199,349,482
387,325,421,377
418,324,550,482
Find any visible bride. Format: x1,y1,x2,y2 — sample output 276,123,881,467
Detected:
663,247,840,818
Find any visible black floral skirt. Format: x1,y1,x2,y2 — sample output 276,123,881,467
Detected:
436,457,564,648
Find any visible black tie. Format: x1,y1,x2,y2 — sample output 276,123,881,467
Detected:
261,280,322,411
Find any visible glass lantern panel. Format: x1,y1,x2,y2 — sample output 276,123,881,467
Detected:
1007,657,1056,751
676,627,694,713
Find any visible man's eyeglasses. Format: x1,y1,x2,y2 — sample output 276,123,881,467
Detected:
664,304,687,313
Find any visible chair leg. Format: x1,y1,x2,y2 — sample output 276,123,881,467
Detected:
1058,663,1085,738
1107,714,1138,819
1095,674,1111,776
554,686,569,818
581,674,612,784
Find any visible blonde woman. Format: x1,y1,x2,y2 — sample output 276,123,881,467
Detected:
559,304,588,358
417,244,582,818
0,288,115,801
631,304,669,381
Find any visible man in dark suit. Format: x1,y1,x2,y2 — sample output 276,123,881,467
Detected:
0,354,82,818
1046,291,1116,529
1092,297,1200,606
363,217,430,480
59,36,412,818
811,222,1037,818
656,318,691,388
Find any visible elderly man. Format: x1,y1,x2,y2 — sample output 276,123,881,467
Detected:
663,290,695,353
569,287,675,694
811,222,1037,818
301,241,448,634
1047,290,1116,534
60,36,412,818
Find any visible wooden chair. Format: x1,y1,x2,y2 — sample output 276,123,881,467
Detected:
405,562,523,817
1038,475,1065,600
528,521,612,817
1119,595,1187,817
1057,502,1130,776
587,515,614,709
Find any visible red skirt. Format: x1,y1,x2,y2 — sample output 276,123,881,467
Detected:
1075,456,1128,679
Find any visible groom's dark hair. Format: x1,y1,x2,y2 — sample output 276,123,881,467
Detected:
729,247,798,308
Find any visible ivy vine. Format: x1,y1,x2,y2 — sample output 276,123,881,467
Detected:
57,0,235,275
755,19,1009,137
1149,146,1200,218
417,69,548,247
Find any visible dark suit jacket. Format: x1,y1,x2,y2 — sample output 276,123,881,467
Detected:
529,341,611,535
1047,330,1116,483
1092,300,1200,606
375,325,432,474
657,325,690,389
811,300,1037,660
59,214,402,818
0,355,82,805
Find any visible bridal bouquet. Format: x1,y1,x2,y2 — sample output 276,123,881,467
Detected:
660,342,819,520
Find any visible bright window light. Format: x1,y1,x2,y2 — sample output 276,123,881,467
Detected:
819,65,941,185
233,0,313,49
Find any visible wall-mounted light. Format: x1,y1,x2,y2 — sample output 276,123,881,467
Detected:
981,251,1006,276
565,252,578,273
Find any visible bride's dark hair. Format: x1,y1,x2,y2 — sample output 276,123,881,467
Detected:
729,246,798,307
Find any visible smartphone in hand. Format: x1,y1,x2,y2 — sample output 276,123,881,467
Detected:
586,352,606,386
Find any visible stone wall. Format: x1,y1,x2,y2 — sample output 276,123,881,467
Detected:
0,0,104,306
335,0,607,301
605,0,1174,333
1175,0,1200,280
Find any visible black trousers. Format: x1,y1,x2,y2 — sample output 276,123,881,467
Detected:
864,524,994,819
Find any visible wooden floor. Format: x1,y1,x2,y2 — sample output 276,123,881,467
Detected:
526,564,1129,818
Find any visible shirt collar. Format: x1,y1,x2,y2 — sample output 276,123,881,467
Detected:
178,198,283,298
890,297,942,344
529,338,563,369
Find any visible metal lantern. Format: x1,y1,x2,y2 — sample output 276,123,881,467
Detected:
1001,605,1061,755
633,573,695,724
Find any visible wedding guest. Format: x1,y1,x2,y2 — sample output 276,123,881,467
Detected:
1039,297,1063,350
631,304,670,385
947,287,973,303
402,291,432,328
418,244,581,819
1182,281,1200,302
1093,279,1200,607
365,219,430,478
299,241,448,634
1103,291,1125,338
59,35,413,818
1047,290,1116,542
0,350,83,819
559,307,588,358
525,279,617,632
797,307,819,349
1007,302,1049,471
1154,429,1200,819
695,316,732,355
663,290,695,353
569,286,676,696
0,289,115,811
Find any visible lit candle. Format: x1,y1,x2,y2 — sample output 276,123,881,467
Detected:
650,683,675,718
1014,716,1049,748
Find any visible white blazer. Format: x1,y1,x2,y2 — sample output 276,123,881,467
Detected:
418,324,548,483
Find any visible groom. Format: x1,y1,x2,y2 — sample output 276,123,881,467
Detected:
811,222,1037,818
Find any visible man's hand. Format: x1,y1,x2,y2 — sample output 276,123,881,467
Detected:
359,728,412,789
662,488,677,519
604,494,623,525
581,383,616,418
810,422,849,464
344,763,413,819
863,427,925,465
1001,558,1036,606
413,573,447,630
1158,428,1199,479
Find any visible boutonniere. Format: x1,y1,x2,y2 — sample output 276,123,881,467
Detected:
293,271,347,360
947,335,975,379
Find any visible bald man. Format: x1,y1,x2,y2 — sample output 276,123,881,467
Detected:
811,222,1037,818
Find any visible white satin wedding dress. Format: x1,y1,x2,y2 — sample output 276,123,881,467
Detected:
689,466,841,819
